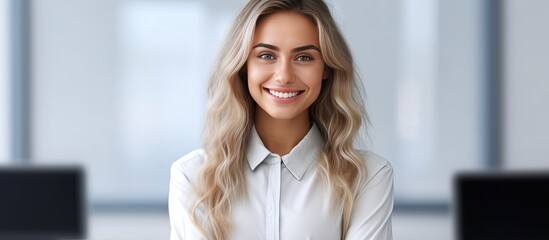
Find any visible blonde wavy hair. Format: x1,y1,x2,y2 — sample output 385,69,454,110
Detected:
191,0,368,239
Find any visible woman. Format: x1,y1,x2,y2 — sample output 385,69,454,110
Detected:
169,0,394,239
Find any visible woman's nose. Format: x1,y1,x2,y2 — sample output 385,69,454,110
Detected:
273,60,294,84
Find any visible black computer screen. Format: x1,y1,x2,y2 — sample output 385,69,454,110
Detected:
0,167,84,240
456,173,549,240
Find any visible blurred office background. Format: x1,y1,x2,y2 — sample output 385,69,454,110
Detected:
0,0,548,239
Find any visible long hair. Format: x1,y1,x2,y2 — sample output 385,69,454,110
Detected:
191,0,368,239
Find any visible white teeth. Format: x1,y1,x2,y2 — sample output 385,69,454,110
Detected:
268,89,300,99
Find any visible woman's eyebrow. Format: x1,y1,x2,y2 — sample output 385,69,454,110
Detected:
252,43,279,51
252,43,320,53
291,45,320,53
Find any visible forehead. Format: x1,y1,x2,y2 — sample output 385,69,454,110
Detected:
253,11,319,47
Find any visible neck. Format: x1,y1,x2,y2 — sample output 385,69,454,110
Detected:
254,109,311,156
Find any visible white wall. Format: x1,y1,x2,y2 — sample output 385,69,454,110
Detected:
504,0,549,169
0,0,10,163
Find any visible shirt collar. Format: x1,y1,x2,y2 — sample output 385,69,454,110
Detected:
246,123,323,180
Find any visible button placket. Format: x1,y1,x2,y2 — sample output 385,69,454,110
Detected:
265,154,282,240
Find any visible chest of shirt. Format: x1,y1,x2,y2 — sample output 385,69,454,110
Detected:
228,161,342,240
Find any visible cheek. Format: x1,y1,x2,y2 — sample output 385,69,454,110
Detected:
304,66,325,92
311,80,323,99
247,63,265,96
247,61,268,78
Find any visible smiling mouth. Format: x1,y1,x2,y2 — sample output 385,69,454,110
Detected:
266,88,304,99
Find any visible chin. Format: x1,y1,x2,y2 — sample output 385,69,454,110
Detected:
265,112,298,120
262,108,306,121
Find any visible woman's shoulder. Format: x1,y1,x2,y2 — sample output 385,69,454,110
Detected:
356,150,393,184
171,149,206,184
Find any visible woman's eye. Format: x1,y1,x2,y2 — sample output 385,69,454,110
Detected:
258,53,275,60
296,55,313,61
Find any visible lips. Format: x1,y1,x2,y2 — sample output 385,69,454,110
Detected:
266,88,304,99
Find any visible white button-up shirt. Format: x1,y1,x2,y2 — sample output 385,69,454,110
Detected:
169,124,394,240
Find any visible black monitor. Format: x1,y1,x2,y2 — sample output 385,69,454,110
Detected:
455,171,549,240
0,166,86,240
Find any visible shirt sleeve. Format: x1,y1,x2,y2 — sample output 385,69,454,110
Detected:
169,159,204,240
345,158,394,240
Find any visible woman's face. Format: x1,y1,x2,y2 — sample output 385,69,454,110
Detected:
247,11,326,121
